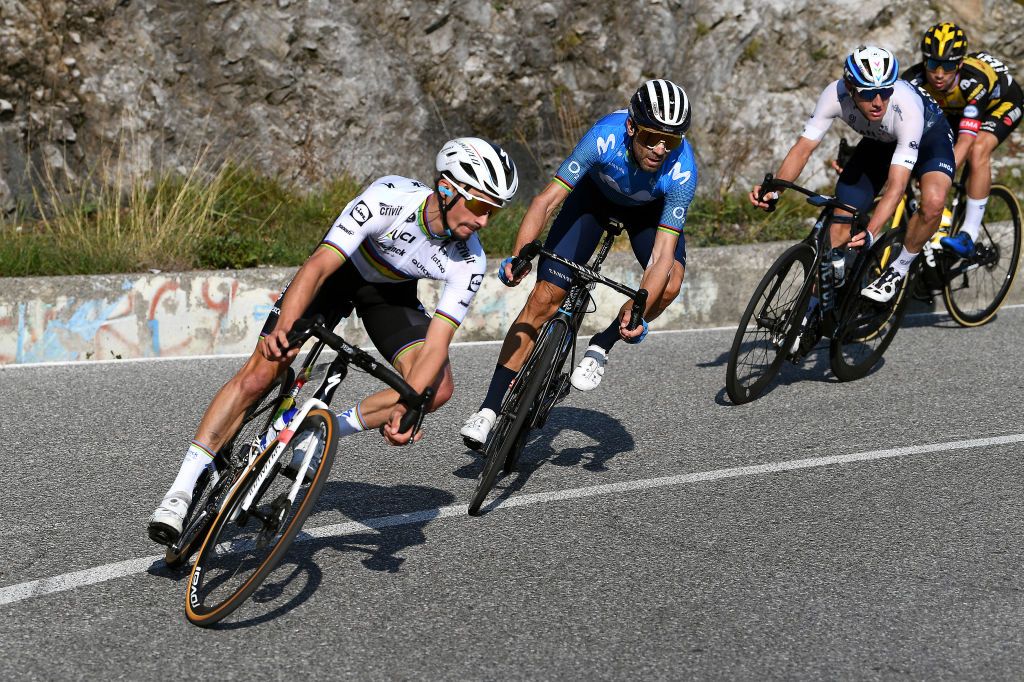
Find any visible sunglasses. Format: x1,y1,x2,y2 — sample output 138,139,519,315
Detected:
633,124,684,151
450,182,503,217
852,85,894,101
926,58,961,72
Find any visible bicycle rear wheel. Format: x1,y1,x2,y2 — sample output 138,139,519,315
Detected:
725,243,815,404
829,230,911,381
942,185,1022,326
185,407,337,627
468,321,564,516
164,367,294,569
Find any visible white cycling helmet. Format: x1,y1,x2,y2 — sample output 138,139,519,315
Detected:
436,137,518,206
843,45,899,88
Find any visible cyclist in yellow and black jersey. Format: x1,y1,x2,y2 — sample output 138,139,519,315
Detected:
903,22,1023,258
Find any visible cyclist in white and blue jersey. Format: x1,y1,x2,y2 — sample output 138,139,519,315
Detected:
750,46,955,304
462,79,698,448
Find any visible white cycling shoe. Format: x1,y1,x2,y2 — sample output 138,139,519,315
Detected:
148,491,191,546
570,345,608,391
861,266,905,303
460,408,496,450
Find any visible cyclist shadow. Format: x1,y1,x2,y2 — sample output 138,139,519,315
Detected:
455,406,635,508
713,341,890,406
178,481,454,629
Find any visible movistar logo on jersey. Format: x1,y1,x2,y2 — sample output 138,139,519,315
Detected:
596,134,616,154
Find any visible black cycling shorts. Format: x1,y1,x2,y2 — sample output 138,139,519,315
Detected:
261,260,430,364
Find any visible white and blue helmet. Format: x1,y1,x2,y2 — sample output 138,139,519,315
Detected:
843,46,899,88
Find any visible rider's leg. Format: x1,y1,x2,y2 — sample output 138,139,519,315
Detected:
351,344,454,431
960,131,1000,241
477,183,606,413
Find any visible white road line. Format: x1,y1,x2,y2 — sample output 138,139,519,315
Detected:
1,432,1021,607
7,304,1020,370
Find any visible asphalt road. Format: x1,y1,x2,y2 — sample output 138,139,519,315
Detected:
1,306,1022,680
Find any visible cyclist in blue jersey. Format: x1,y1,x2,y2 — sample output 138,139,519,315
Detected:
461,79,697,448
750,46,954,304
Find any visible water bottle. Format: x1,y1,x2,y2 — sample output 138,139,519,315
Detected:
829,247,846,288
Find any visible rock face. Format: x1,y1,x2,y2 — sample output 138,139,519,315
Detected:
1,0,1022,215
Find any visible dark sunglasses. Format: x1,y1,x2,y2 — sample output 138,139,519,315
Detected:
926,58,961,72
450,183,502,217
852,85,894,101
633,124,684,151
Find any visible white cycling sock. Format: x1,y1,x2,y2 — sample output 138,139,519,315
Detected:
337,402,367,439
166,440,215,499
959,196,987,241
891,248,919,277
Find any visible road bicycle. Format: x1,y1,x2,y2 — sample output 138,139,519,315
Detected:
725,175,911,405
835,136,1022,327
887,172,1021,327
467,220,648,515
184,316,431,627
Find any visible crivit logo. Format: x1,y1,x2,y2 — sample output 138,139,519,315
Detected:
379,203,403,217
452,239,476,263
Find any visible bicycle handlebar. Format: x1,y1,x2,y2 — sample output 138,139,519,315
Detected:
759,173,869,231
512,240,649,324
285,316,432,435
510,240,542,280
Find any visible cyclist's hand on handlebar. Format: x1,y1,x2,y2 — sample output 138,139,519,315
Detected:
848,227,875,250
260,327,301,362
618,309,649,343
749,184,779,211
497,256,529,286
830,159,844,175
382,405,422,445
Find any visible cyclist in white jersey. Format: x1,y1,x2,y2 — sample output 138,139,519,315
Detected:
750,46,955,303
148,138,518,546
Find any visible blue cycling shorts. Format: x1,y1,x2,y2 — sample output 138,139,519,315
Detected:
836,118,955,214
537,174,687,290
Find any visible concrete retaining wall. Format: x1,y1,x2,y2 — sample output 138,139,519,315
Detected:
1,242,1019,364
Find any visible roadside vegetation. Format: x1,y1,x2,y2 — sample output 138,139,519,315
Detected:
1,150,1019,277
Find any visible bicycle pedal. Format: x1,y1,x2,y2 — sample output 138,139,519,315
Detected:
463,435,484,452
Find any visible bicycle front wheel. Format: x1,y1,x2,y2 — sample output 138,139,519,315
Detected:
185,408,338,627
468,321,564,515
942,185,1022,326
725,243,815,404
830,230,911,381
164,367,294,569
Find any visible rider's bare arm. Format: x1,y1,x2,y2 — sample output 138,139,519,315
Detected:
507,181,570,282
750,136,820,208
952,133,975,170
381,317,456,444
263,247,345,360
620,229,677,338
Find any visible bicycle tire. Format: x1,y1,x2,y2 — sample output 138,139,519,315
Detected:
468,321,565,515
942,184,1022,326
185,407,338,627
725,243,815,404
829,229,911,381
164,367,294,569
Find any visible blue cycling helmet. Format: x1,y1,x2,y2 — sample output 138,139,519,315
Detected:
843,46,899,88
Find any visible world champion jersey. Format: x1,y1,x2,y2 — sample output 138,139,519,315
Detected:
319,176,486,330
801,79,945,170
552,110,698,236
